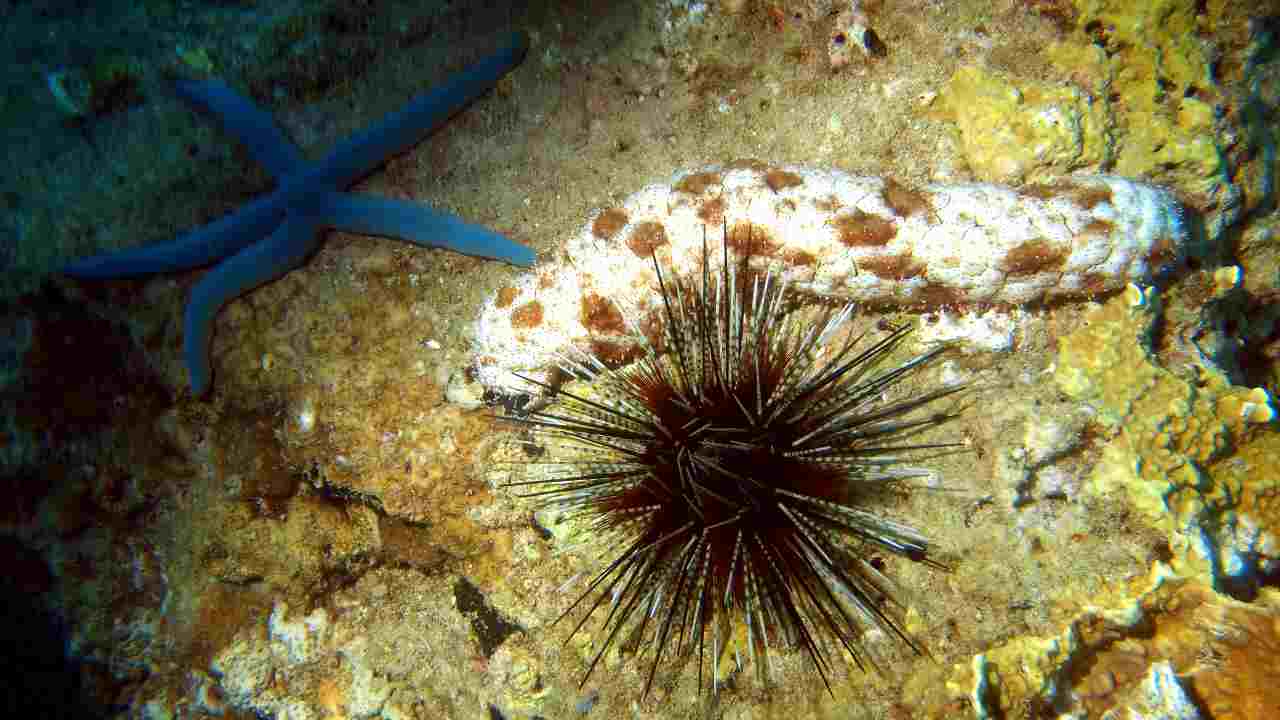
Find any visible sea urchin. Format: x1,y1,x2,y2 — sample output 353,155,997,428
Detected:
499,236,966,699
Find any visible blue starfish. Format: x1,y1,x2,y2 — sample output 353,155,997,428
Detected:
64,32,535,396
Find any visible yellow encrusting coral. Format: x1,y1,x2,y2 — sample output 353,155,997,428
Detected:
1054,286,1278,588
931,64,1114,182
1049,0,1226,192
943,565,1280,719
935,0,1233,202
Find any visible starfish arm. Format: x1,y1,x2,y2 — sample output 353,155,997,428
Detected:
317,31,529,189
175,79,304,178
63,192,290,278
322,192,536,266
184,210,323,395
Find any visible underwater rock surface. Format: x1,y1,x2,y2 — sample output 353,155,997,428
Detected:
3,1,1276,718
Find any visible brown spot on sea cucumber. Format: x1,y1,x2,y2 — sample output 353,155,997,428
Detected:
581,293,626,334
1020,183,1060,201
1020,181,1113,209
510,301,544,329
675,171,723,195
495,287,518,309
1002,239,1069,276
814,194,843,212
881,178,932,217
626,221,669,257
592,208,629,239
1079,273,1111,295
1082,218,1115,236
915,283,967,307
782,248,817,266
697,196,726,225
765,169,804,192
833,210,898,247
638,311,664,351
860,252,926,280
539,274,555,289
589,339,645,369
726,222,780,256
1067,184,1113,209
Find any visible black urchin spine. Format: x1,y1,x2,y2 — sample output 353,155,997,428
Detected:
501,237,966,698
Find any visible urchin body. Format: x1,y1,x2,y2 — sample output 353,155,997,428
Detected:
502,239,965,698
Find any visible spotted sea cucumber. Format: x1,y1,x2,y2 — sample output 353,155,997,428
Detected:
473,161,1191,388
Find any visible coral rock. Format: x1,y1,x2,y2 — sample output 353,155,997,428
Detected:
943,568,1280,719
1055,287,1279,594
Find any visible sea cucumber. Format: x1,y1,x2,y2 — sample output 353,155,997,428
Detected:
473,161,1190,388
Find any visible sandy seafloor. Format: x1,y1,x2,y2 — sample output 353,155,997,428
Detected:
1,1,1278,719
